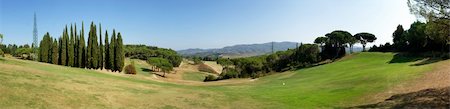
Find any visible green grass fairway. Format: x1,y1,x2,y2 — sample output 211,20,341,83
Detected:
0,52,444,108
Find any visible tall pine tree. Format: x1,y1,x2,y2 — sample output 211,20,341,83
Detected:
58,37,63,65
115,32,124,72
88,22,99,69
74,24,78,67
104,30,110,70
61,27,68,66
68,24,75,67
109,30,116,72
52,38,59,64
80,22,86,68
99,23,103,70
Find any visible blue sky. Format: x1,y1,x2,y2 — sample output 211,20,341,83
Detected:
1,0,417,50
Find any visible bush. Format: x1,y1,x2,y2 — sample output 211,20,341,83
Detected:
203,75,217,82
219,67,239,79
124,61,137,75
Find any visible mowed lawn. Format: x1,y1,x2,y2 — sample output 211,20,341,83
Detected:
0,52,443,108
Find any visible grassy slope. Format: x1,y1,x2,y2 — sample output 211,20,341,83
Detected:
182,72,207,82
0,52,442,108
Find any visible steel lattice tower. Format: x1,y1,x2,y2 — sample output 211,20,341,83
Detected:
33,12,38,50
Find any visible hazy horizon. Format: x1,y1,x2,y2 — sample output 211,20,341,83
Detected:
1,0,417,50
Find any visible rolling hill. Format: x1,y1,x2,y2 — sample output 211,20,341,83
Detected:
177,41,364,58
177,41,299,58
0,52,448,108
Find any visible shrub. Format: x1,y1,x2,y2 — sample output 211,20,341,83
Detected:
219,67,239,79
124,61,137,75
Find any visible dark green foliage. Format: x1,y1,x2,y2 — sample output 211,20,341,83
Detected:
52,39,59,64
115,32,124,72
109,30,116,71
79,22,86,68
406,21,427,52
191,57,203,65
38,32,52,63
291,44,321,67
61,26,68,66
314,36,328,49
74,24,78,67
124,45,182,67
393,25,407,51
35,21,125,72
218,67,239,79
68,25,75,67
354,32,377,51
212,44,322,81
147,57,173,77
321,30,354,59
371,21,448,53
88,22,99,69
104,30,110,70
99,24,104,70
216,58,233,67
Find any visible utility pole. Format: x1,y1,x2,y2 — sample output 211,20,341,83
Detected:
271,41,274,54
33,12,38,60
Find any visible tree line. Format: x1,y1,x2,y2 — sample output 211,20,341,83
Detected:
369,0,449,54
124,44,182,67
38,22,125,72
206,30,377,81
124,45,182,77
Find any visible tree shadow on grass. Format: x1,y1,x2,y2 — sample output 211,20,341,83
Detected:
388,53,424,64
411,58,443,66
141,68,153,72
388,52,448,66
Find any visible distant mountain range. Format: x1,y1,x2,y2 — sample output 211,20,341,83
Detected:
177,41,364,58
177,42,299,58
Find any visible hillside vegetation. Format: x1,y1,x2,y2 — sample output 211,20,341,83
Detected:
0,52,447,108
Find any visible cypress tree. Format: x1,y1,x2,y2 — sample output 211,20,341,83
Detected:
115,32,124,72
104,30,110,70
99,23,103,70
61,27,68,66
58,37,63,65
87,23,92,68
52,39,59,64
104,30,111,70
88,22,99,69
68,24,74,66
38,34,45,62
39,32,51,63
47,35,53,63
74,24,78,67
79,22,86,68
109,30,116,72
